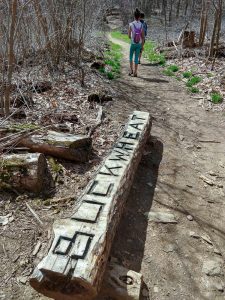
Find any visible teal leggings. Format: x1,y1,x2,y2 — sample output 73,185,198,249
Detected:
130,43,142,65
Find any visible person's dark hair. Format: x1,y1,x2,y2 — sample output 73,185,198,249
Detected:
140,12,145,19
134,8,141,20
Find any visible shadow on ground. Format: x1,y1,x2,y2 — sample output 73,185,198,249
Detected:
141,63,162,67
138,76,169,83
110,136,163,299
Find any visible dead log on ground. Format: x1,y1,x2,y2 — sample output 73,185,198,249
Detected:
30,111,152,300
0,153,55,195
19,131,92,162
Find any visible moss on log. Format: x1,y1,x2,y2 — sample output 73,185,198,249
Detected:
0,153,55,195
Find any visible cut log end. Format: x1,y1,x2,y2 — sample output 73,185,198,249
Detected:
30,269,96,300
0,153,55,195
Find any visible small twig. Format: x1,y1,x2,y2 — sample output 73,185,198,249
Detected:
25,202,43,226
198,140,221,143
0,108,21,126
2,243,8,257
172,40,178,52
51,195,74,203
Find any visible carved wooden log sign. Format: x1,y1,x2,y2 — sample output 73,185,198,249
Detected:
30,111,152,300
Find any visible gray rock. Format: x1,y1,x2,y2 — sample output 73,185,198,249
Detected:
202,260,222,276
147,211,177,223
210,278,224,292
17,276,27,284
163,244,177,253
213,248,222,256
0,216,9,226
179,134,184,141
189,231,200,239
201,235,213,245
187,215,193,221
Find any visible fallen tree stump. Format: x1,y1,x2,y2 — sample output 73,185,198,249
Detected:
0,153,54,195
19,131,92,162
30,111,151,300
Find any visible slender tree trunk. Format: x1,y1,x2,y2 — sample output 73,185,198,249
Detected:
176,0,181,18
209,0,222,58
4,0,17,116
199,0,210,47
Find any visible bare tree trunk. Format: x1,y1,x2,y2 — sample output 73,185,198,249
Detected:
168,0,173,23
184,0,189,16
176,0,181,18
209,0,223,58
199,0,210,47
4,0,17,116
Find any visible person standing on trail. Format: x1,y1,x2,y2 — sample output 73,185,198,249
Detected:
128,8,144,77
139,12,147,64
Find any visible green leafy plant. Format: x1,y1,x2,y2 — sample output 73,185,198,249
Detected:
163,69,174,76
211,92,223,103
186,76,202,87
167,65,179,72
107,72,114,80
100,41,122,80
189,87,199,93
183,71,192,78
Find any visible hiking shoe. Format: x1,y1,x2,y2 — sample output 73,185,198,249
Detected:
133,73,137,77
128,71,133,76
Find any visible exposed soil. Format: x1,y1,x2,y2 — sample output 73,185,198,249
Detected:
1,35,225,300
109,36,225,300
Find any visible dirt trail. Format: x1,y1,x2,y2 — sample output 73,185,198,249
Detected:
108,36,225,300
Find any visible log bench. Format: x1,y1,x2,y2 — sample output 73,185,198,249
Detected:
30,111,152,299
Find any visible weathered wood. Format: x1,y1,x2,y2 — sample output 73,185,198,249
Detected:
96,261,143,300
30,111,151,300
182,31,196,48
0,153,54,195
19,131,92,162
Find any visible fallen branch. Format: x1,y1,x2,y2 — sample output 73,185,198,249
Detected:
88,105,103,137
25,202,43,226
198,140,221,143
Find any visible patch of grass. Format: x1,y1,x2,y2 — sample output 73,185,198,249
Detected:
211,92,223,104
10,123,40,132
101,41,122,80
99,67,105,73
111,31,130,43
143,42,166,65
111,31,165,65
183,71,192,78
107,72,114,80
167,65,179,72
186,76,202,87
189,87,200,93
163,69,175,76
